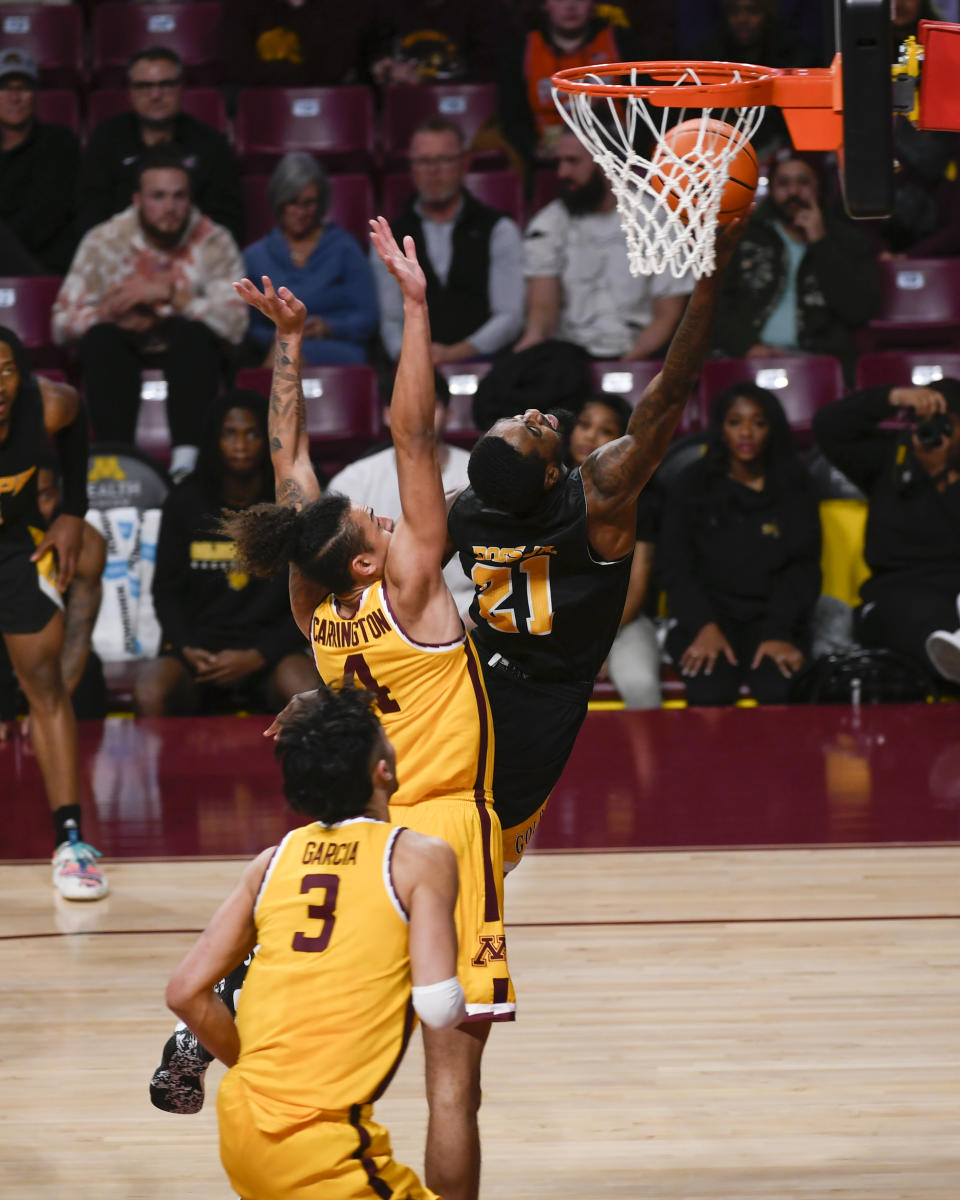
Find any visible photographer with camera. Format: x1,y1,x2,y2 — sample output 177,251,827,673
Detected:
813,380,960,683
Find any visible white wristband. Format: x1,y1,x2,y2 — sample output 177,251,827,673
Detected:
412,976,467,1029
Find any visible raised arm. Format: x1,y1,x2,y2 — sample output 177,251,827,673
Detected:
581,219,745,560
232,276,320,511
368,218,460,637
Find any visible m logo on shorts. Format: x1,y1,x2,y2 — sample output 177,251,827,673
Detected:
471,935,506,967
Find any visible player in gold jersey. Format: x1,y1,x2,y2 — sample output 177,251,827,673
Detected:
166,684,466,1200
202,219,508,1200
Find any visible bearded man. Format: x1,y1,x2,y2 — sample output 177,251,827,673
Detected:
513,128,691,362
52,148,247,480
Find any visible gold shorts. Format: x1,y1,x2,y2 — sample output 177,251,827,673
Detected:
218,1072,436,1200
392,798,516,1022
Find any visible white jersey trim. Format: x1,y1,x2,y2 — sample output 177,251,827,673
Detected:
253,829,296,918
465,1001,517,1018
382,826,409,924
378,581,465,653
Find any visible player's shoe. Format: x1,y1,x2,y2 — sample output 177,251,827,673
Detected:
926,628,960,684
52,827,108,901
149,1024,214,1114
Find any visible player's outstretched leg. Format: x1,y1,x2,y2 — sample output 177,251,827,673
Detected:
150,955,250,1113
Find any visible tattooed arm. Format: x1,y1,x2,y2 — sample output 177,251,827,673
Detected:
232,275,321,511
581,218,746,561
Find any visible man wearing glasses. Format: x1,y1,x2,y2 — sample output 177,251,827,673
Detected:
370,116,524,367
78,47,242,243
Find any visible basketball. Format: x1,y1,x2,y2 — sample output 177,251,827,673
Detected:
650,118,759,225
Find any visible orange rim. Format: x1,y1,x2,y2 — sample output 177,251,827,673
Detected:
551,60,780,108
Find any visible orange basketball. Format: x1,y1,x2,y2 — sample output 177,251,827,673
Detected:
650,118,759,225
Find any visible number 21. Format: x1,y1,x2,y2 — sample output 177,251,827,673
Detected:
472,556,553,635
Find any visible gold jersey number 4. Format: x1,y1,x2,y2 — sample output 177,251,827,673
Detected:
471,557,554,636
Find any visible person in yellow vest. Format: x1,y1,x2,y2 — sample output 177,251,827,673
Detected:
153,219,511,1200
165,682,465,1200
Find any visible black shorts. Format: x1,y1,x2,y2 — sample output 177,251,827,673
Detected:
0,535,63,635
480,654,594,833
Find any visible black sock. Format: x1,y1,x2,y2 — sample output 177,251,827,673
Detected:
53,805,83,849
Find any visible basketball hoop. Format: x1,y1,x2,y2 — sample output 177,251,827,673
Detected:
552,61,775,280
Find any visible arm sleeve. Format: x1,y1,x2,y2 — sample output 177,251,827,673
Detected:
370,244,404,360
656,479,716,634
319,237,380,343
759,491,823,642
804,221,880,326
464,217,525,355
811,387,895,493
50,229,109,344
180,227,249,344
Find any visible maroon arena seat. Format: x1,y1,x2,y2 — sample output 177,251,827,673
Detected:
234,87,376,173
530,168,560,219
855,350,960,390
91,3,224,87
86,86,228,135
589,360,704,433
380,83,502,168
0,5,83,87
234,365,381,461
0,275,61,363
133,369,172,464
33,88,80,134
435,360,492,443
699,354,845,441
861,258,960,352
381,170,524,225
241,173,375,247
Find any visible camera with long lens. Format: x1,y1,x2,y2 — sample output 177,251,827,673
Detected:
914,411,953,448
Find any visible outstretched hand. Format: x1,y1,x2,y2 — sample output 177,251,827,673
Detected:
712,214,748,273
369,216,427,304
233,275,306,336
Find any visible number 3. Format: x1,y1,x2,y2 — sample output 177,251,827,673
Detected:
292,873,340,953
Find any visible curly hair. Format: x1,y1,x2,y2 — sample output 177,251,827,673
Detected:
275,683,386,823
218,493,369,593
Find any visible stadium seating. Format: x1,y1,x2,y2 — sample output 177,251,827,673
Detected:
590,360,705,433
0,5,84,87
699,354,845,441
133,370,172,465
855,349,960,390
241,173,375,246
380,83,501,168
34,88,80,134
0,275,61,364
86,86,228,135
234,365,381,465
436,361,493,446
91,3,224,87
381,170,525,225
861,258,960,352
234,87,376,173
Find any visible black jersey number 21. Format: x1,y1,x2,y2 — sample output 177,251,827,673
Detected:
472,557,554,635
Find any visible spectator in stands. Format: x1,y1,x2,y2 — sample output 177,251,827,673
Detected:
710,148,878,384
690,0,817,156
498,0,643,169
0,454,108,734
659,382,821,706
78,47,243,244
243,154,378,367
0,49,79,274
223,0,382,87
134,390,319,717
326,369,474,616
813,379,960,684
53,148,247,483
371,116,525,364
568,393,662,707
516,128,691,361
370,0,516,84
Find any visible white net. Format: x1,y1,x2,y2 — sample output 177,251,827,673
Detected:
552,66,767,280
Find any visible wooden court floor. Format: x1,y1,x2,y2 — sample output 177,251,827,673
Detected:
1,846,958,1199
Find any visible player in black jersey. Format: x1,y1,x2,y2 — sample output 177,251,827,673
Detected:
448,219,746,868
0,326,107,899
